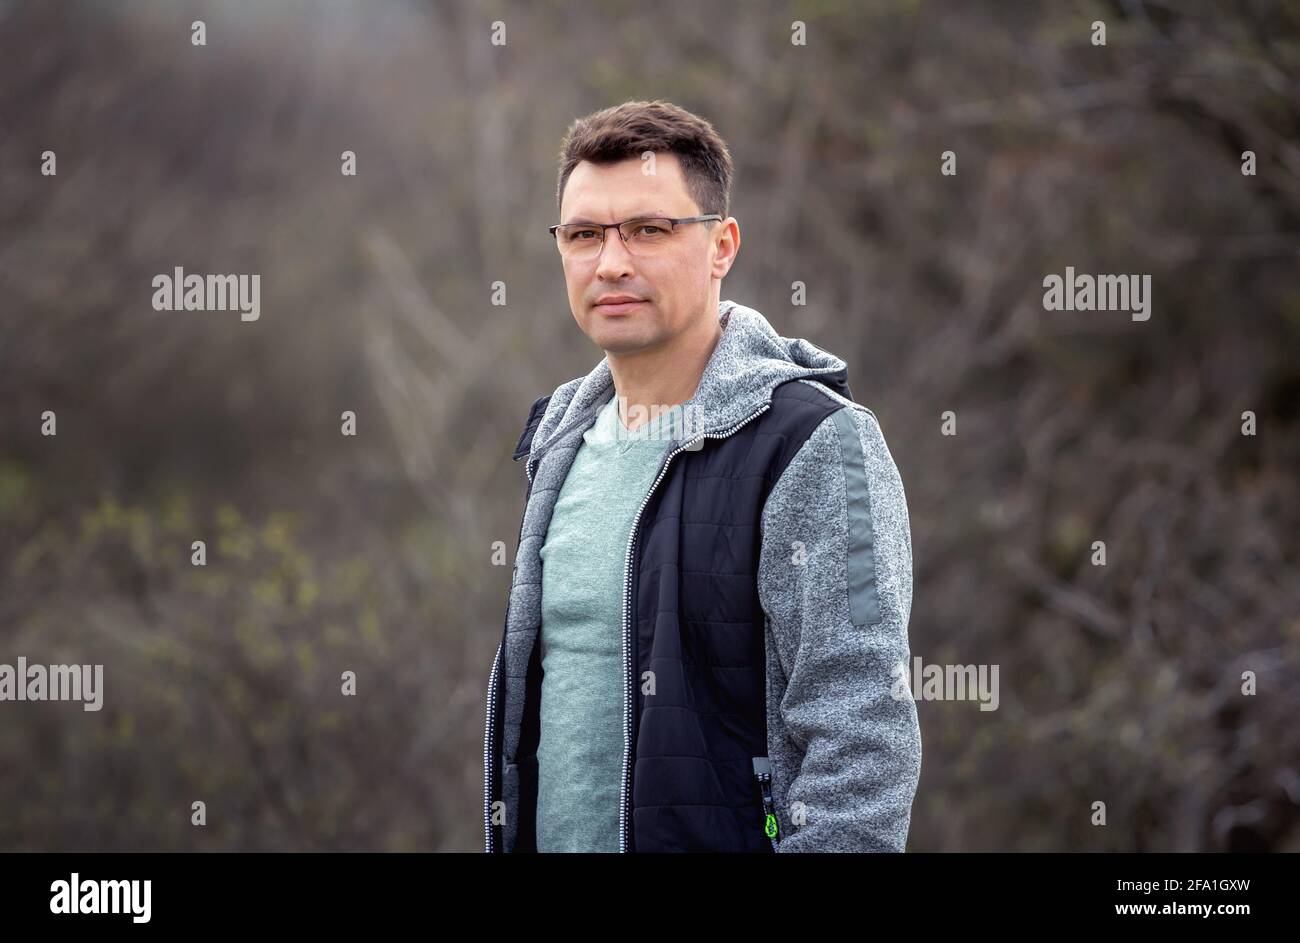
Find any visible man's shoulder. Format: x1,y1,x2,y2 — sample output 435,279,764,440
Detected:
765,377,889,461
782,378,899,466
788,377,879,425
763,379,904,529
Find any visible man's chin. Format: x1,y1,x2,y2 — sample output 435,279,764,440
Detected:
602,341,663,357
590,323,661,355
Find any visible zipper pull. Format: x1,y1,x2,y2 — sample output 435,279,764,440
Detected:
752,756,779,848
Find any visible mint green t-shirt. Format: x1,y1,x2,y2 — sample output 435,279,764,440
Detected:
534,393,676,852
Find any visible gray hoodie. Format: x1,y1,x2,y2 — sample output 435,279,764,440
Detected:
489,298,921,852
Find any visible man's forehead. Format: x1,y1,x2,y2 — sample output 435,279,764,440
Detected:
561,155,694,221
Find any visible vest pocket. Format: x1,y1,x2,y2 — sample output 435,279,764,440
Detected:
752,756,780,851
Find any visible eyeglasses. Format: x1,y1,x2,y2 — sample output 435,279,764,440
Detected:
549,215,722,259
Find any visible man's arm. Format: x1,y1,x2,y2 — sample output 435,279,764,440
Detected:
758,400,921,852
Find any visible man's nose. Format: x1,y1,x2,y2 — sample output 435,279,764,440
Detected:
594,230,635,278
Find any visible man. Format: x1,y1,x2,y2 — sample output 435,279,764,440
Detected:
483,99,921,853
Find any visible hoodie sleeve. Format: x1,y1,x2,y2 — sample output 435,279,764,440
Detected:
757,402,921,852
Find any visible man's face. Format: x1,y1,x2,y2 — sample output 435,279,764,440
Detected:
557,153,736,355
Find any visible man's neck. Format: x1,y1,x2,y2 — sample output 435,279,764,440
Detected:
607,310,723,432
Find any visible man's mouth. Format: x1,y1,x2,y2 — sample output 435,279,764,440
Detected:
594,296,647,315
595,300,646,315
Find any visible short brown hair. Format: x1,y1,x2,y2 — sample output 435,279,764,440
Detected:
556,99,733,220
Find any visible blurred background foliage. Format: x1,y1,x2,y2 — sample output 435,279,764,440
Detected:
0,0,1297,850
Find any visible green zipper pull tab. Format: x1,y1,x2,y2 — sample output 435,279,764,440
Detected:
752,756,780,847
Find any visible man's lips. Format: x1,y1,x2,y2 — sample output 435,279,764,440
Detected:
593,299,647,315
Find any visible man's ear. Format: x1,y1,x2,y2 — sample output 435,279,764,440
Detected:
711,217,740,279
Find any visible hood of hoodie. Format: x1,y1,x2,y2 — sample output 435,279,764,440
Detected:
528,299,852,465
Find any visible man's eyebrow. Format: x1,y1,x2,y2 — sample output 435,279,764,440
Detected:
561,211,667,225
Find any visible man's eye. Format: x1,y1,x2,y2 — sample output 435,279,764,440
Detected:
636,225,666,235
571,229,598,240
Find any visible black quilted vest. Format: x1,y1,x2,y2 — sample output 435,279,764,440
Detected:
490,369,850,852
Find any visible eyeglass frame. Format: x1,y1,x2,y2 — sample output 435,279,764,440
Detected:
548,214,723,254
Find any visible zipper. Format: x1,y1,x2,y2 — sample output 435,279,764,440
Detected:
513,448,539,487
483,453,538,853
752,756,780,851
617,401,772,852
482,640,503,852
